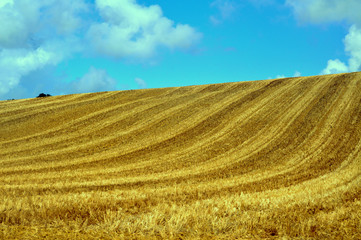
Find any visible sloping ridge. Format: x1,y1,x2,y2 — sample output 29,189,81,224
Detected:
1,72,361,238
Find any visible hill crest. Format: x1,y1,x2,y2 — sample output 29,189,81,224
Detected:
1,71,361,238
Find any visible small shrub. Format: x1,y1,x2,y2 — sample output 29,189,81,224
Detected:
36,93,51,98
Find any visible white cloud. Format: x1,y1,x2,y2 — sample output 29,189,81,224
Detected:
0,0,201,99
321,59,348,75
210,0,237,25
286,0,361,25
0,48,60,95
45,0,89,35
0,0,41,48
135,77,147,89
0,0,88,49
321,25,361,74
0,0,88,97
345,25,361,72
0,0,13,8
287,0,361,75
87,0,202,59
70,67,118,94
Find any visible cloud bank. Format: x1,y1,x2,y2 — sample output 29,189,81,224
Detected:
0,0,201,99
286,0,361,25
287,0,361,74
0,48,60,96
88,0,202,59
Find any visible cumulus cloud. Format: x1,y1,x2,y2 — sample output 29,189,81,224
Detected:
0,0,86,48
0,0,201,99
70,67,118,94
0,48,60,96
321,25,361,74
345,25,361,72
321,59,348,75
87,0,202,59
286,0,361,25
287,0,361,75
210,0,237,25
44,0,89,35
0,0,41,48
0,0,88,98
0,0,12,8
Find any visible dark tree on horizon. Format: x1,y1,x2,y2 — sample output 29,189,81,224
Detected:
36,93,52,98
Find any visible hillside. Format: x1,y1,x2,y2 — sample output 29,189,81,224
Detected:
1,72,361,239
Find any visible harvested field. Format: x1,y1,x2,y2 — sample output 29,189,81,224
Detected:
1,72,361,239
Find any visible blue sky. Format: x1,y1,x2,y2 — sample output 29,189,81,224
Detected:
1,0,360,100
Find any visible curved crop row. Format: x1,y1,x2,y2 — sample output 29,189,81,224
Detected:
1,72,361,239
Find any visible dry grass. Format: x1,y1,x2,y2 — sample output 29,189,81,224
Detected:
1,72,361,239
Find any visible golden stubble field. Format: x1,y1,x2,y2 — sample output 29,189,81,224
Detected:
1,72,361,239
